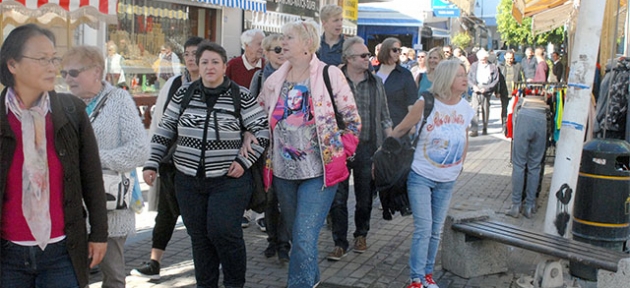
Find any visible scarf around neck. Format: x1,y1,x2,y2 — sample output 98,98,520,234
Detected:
6,87,52,250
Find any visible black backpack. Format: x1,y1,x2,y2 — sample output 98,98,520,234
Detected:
373,91,434,220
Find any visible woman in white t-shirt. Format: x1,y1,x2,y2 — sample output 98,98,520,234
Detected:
390,60,474,288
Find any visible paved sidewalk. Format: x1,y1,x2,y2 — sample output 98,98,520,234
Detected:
88,99,590,287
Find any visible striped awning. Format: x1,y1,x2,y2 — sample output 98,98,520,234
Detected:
1,0,117,15
0,0,118,28
197,0,265,12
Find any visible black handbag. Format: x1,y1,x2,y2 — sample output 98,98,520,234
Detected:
372,92,435,220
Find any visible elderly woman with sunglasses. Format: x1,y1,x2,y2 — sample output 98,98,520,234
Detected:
374,37,418,127
258,20,361,287
247,33,292,262
61,46,149,287
0,24,108,288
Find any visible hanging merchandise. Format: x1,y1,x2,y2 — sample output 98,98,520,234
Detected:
554,89,564,142
595,58,630,140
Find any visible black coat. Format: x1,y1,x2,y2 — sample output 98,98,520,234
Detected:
0,89,108,287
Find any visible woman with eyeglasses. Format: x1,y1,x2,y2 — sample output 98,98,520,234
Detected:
374,37,418,127
416,47,445,95
258,20,361,287
390,60,474,288
0,24,108,287
247,33,292,263
61,46,149,287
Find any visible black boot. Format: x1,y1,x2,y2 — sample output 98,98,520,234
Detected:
502,117,507,136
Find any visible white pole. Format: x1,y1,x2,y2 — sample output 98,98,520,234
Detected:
625,6,630,56
543,0,607,237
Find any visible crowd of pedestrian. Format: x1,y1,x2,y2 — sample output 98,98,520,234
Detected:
0,3,569,287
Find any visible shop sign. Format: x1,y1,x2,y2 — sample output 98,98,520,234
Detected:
266,0,319,18
432,0,460,17
343,0,358,22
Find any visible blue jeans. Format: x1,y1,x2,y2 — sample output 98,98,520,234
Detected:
407,171,455,279
330,141,376,250
175,171,252,288
0,239,80,288
274,176,337,288
511,109,547,206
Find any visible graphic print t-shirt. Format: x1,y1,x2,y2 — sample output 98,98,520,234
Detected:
272,79,323,180
411,97,474,182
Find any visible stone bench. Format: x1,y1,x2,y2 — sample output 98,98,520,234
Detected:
441,210,627,281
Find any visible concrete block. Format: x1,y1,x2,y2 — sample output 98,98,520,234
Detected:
597,258,630,288
441,209,508,278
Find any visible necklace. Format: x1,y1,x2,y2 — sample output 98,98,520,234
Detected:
288,66,309,82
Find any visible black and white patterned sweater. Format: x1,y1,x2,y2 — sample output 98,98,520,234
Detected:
144,79,270,178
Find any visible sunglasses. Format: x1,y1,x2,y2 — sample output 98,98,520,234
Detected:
267,46,282,54
60,66,91,78
391,48,401,53
351,53,372,59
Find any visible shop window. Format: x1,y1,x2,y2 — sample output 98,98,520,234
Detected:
106,0,193,95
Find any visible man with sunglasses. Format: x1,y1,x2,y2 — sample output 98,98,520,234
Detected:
327,36,393,261
131,36,204,280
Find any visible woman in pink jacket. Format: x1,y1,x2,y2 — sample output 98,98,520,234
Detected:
258,20,361,287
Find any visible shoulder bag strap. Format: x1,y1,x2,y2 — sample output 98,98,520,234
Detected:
89,90,115,123
323,65,346,130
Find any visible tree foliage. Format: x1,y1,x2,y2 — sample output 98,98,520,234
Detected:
452,32,472,49
496,0,564,46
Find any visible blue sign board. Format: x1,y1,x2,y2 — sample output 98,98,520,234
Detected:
432,0,460,17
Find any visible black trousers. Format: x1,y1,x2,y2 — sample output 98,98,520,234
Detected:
151,163,180,250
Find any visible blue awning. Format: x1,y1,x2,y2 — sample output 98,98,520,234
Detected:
358,5,423,27
196,0,266,12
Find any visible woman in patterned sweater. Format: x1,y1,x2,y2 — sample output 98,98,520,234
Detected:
143,40,269,288
62,45,150,287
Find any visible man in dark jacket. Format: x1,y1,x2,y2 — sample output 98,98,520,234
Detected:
521,47,537,82
550,52,564,82
328,36,393,260
498,50,524,132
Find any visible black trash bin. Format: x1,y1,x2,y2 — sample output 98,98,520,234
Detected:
570,138,630,281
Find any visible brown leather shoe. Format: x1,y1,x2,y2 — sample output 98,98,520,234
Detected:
353,236,367,253
327,246,347,261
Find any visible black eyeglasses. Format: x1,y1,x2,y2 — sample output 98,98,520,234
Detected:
22,55,62,67
60,66,92,78
391,48,401,53
267,46,282,54
351,53,372,59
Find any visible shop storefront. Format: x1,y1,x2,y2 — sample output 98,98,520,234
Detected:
248,0,357,36
357,4,422,52
109,0,265,95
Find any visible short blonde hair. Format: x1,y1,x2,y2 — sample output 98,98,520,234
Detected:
62,46,105,78
320,4,343,22
428,60,466,100
282,20,321,54
262,34,283,51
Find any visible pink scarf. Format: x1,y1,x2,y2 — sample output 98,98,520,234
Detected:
6,88,51,250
